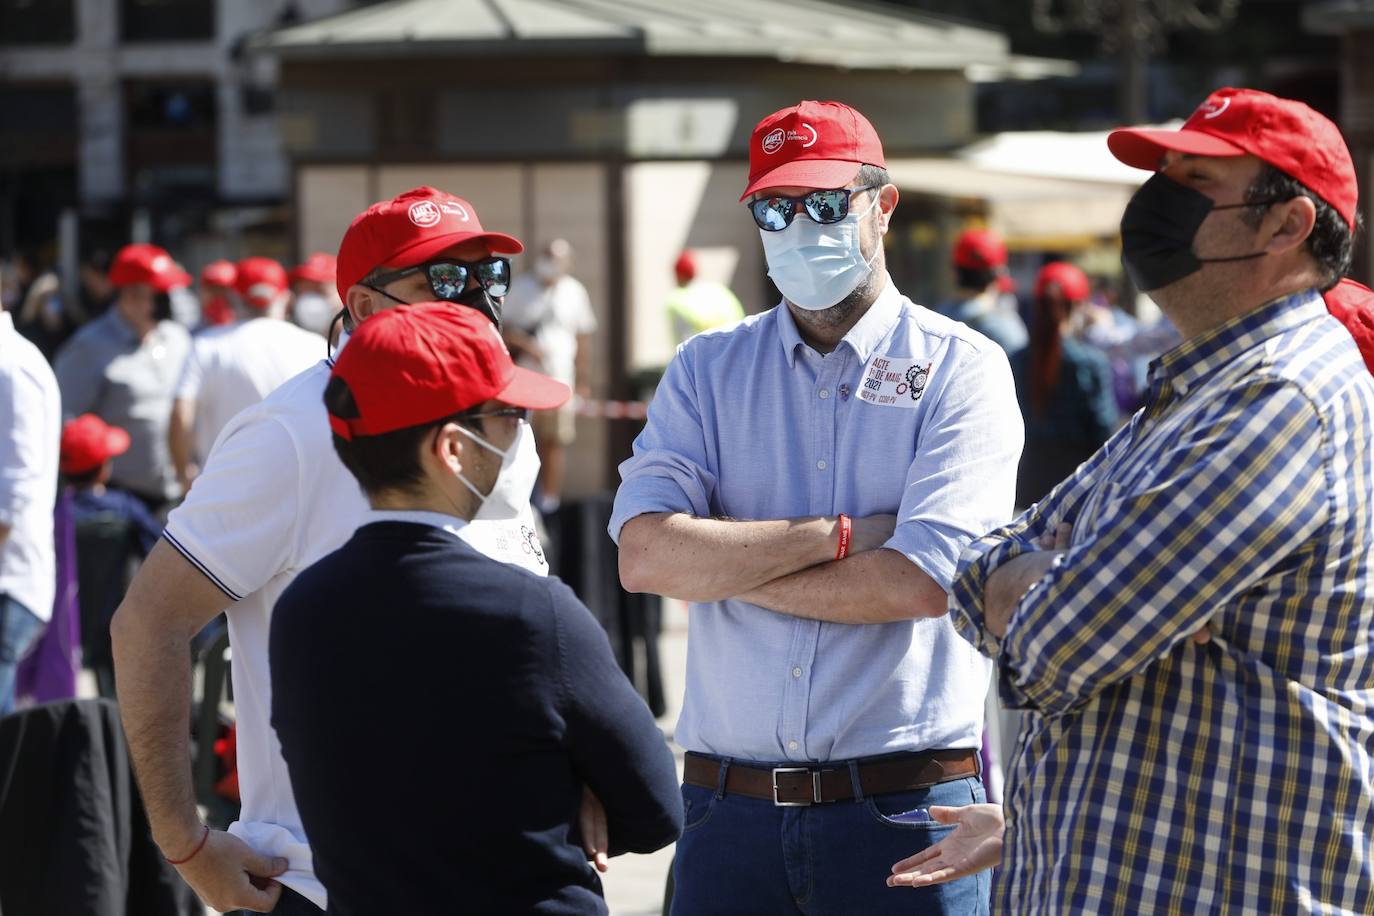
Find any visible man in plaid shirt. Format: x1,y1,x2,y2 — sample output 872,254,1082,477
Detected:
890,88,1374,914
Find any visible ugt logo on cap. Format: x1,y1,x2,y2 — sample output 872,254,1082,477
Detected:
761,123,819,155
1198,97,1231,120
408,201,442,227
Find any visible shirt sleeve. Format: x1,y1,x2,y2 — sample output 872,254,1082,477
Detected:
53,336,104,419
608,346,716,543
0,368,51,524
570,280,597,334
550,578,682,856
160,409,304,600
175,339,206,400
881,341,1024,591
996,377,1327,716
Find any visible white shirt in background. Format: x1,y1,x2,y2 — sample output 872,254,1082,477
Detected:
501,274,597,387
175,317,323,463
161,357,546,908
0,312,61,622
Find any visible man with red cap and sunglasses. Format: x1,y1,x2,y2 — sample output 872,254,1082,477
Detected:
613,100,1022,913
54,243,193,510
112,188,558,915
168,256,319,491
891,88,1374,913
270,303,680,914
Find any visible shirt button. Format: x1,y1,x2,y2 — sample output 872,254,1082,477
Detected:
818,389,830,399
788,740,799,751
816,459,827,470
792,667,803,677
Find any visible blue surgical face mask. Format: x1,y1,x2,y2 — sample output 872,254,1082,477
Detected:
759,195,881,310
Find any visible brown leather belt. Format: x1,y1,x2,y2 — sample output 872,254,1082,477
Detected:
684,748,980,807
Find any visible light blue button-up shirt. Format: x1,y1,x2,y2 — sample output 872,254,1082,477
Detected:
610,276,1023,762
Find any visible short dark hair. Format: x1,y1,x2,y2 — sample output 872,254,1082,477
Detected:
63,466,104,488
1241,163,1361,291
324,376,478,496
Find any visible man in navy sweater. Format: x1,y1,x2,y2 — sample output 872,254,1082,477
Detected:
270,302,682,915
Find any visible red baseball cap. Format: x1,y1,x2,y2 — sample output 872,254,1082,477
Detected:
60,414,131,476
953,229,1008,271
289,252,336,285
335,187,524,303
1324,278,1374,376
1035,261,1091,302
1108,88,1357,230
235,257,288,309
108,243,192,292
740,100,886,202
327,302,569,441
674,250,697,281
201,259,237,288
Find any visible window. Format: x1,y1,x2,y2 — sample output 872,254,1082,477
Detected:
0,0,76,45
121,0,215,42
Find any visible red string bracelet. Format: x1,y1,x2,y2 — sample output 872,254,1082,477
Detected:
835,513,852,560
166,824,210,865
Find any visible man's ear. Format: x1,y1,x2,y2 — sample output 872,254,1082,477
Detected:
345,284,379,327
877,184,900,235
1262,195,1317,258
430,422,467,476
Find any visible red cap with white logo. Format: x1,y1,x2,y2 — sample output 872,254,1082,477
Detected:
740,100,886,201
1108,87,1357,230
108,243,192,292
289,252,336,285
327,302,569,441
334,187,524,304
235,257,288,309
201,259,237,289
60,414,131,476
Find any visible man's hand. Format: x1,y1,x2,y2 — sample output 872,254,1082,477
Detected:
887,804,1004,889
581,786,609,873
169,829,288,913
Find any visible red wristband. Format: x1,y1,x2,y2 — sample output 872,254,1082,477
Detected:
835,513,852,560
166,824,210,866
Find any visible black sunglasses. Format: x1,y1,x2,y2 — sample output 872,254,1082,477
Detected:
368,256,512,300
747,186,876,232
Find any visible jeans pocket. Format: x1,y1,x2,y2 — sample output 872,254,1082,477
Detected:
681,783,717,833
865,779,981,831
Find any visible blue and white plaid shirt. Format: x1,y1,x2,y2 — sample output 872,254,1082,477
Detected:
952,290,1374,914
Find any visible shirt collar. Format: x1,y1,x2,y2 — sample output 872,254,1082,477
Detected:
1147,288,1326,395
776,273,903,368
366,508,469,539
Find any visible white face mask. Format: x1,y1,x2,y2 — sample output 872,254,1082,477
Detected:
535,257,560,283
759,195,881,310
293,293,336,337
453,420,538,521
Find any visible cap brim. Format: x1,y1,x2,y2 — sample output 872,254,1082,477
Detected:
739,159,863,201
1107,127,1247,170
151,268,193,292
387,230,525,269
106,427,131,459
497,366,571,411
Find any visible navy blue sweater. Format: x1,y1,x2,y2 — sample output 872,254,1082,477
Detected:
270,521,682,916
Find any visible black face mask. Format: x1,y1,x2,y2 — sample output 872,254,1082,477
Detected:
363,284,504,327
153,292,173,322
1120,173,1276,292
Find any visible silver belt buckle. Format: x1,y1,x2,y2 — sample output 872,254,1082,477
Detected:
772,767,821,806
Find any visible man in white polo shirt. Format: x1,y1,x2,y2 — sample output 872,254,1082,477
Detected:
168,256,321,491
111,187,548,915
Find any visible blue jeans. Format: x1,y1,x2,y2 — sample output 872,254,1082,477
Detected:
0,594,45,715
672,763,989,915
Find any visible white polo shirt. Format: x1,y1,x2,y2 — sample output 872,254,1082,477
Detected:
161,357,546,908
0,312,61,622
176,318,323,463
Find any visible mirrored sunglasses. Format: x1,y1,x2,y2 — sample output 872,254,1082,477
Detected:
747,186,875,232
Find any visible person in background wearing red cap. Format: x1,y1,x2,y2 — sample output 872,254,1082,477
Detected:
285,252,340,340
501,238,598,514
663,248,745,348
893,88,1374,914
167,257,320,492
613,100,1022,914
270,303,680,914
53,243,192,511
112,188,562,915
936,228,1028,355
1009,261,1117,509
198,260,239,331
0,266,60,715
